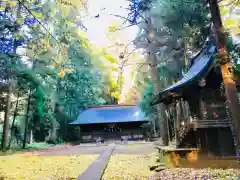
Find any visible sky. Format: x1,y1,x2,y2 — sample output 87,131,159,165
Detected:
14,0,141,105
13,0,240,104
81,0,141,103
82,0,139,47
221,2,240,43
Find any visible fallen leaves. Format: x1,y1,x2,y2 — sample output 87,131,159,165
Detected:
150,168,240,180
102,153,157,180
0,154,98,180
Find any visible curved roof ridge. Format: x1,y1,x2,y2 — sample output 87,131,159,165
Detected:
88,104,137,109
69,105,147,125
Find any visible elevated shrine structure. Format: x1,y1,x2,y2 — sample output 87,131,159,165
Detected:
151,44,236,157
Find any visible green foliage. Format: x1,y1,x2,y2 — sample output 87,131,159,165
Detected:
138,81,160,136
135,0,211,135
156,0,210,37
103,51,119,64
0,0,120,148
220,0,240,36
57,40,106,118
139,82,157,122
33,86,45,117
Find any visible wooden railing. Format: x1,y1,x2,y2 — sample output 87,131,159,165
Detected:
175,118,231,147
191,119,230,128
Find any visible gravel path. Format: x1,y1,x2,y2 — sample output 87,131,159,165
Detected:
102,143,157,180
150,168,240,180
36,142,156,156
77,143,115,180
113,143,156,155
38,145,108,156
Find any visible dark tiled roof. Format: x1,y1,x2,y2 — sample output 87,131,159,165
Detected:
69,105,147,125
151,45,217,105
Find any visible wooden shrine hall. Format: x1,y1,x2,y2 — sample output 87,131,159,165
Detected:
69,104,148,143
151,44,236,157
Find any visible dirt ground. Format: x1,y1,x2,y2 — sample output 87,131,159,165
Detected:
0,142,157,180
38,144,108,156
0,153,98,179
0,144,104,180
103,143,157,180
2,142,239,180
36,142,156,156
113,143,156,154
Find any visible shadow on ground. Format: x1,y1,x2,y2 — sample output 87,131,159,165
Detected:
38,142,156,156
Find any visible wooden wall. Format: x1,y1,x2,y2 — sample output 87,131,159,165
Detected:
196,127,235,157
78,121,147,143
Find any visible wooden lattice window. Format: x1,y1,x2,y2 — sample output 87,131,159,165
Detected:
201,88,228,120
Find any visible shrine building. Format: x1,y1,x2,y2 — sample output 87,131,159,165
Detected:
69,104,148,143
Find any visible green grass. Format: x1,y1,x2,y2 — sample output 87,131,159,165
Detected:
0,142,60,156
25,142,56,150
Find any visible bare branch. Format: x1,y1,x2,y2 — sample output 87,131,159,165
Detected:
114,21,145,32
109,14,147,31
219,0,239,6
123,62,151,67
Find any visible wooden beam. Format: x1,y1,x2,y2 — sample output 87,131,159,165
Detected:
209,0,240,159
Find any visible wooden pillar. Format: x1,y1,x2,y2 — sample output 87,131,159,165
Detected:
199,99,207,120
175,101,181,146
165,105,171,143
180,99,186,119
209,0,240,159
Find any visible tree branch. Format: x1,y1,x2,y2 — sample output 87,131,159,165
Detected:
109,14,147,31
17,0,60,44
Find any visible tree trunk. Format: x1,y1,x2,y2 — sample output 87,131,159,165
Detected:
8,90,20,148
117,67,123,104
146,11,169,146
2,0,22,151
1,85,12,151
51,100,60,143
50,119,57,143
209,0,240,158
52,79,61,143
152,118,156,137
29,129,33,144
65,117,67,141
22,90,31,149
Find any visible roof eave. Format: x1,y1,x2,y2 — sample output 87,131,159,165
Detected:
150,44,217,106
69,119,149,125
